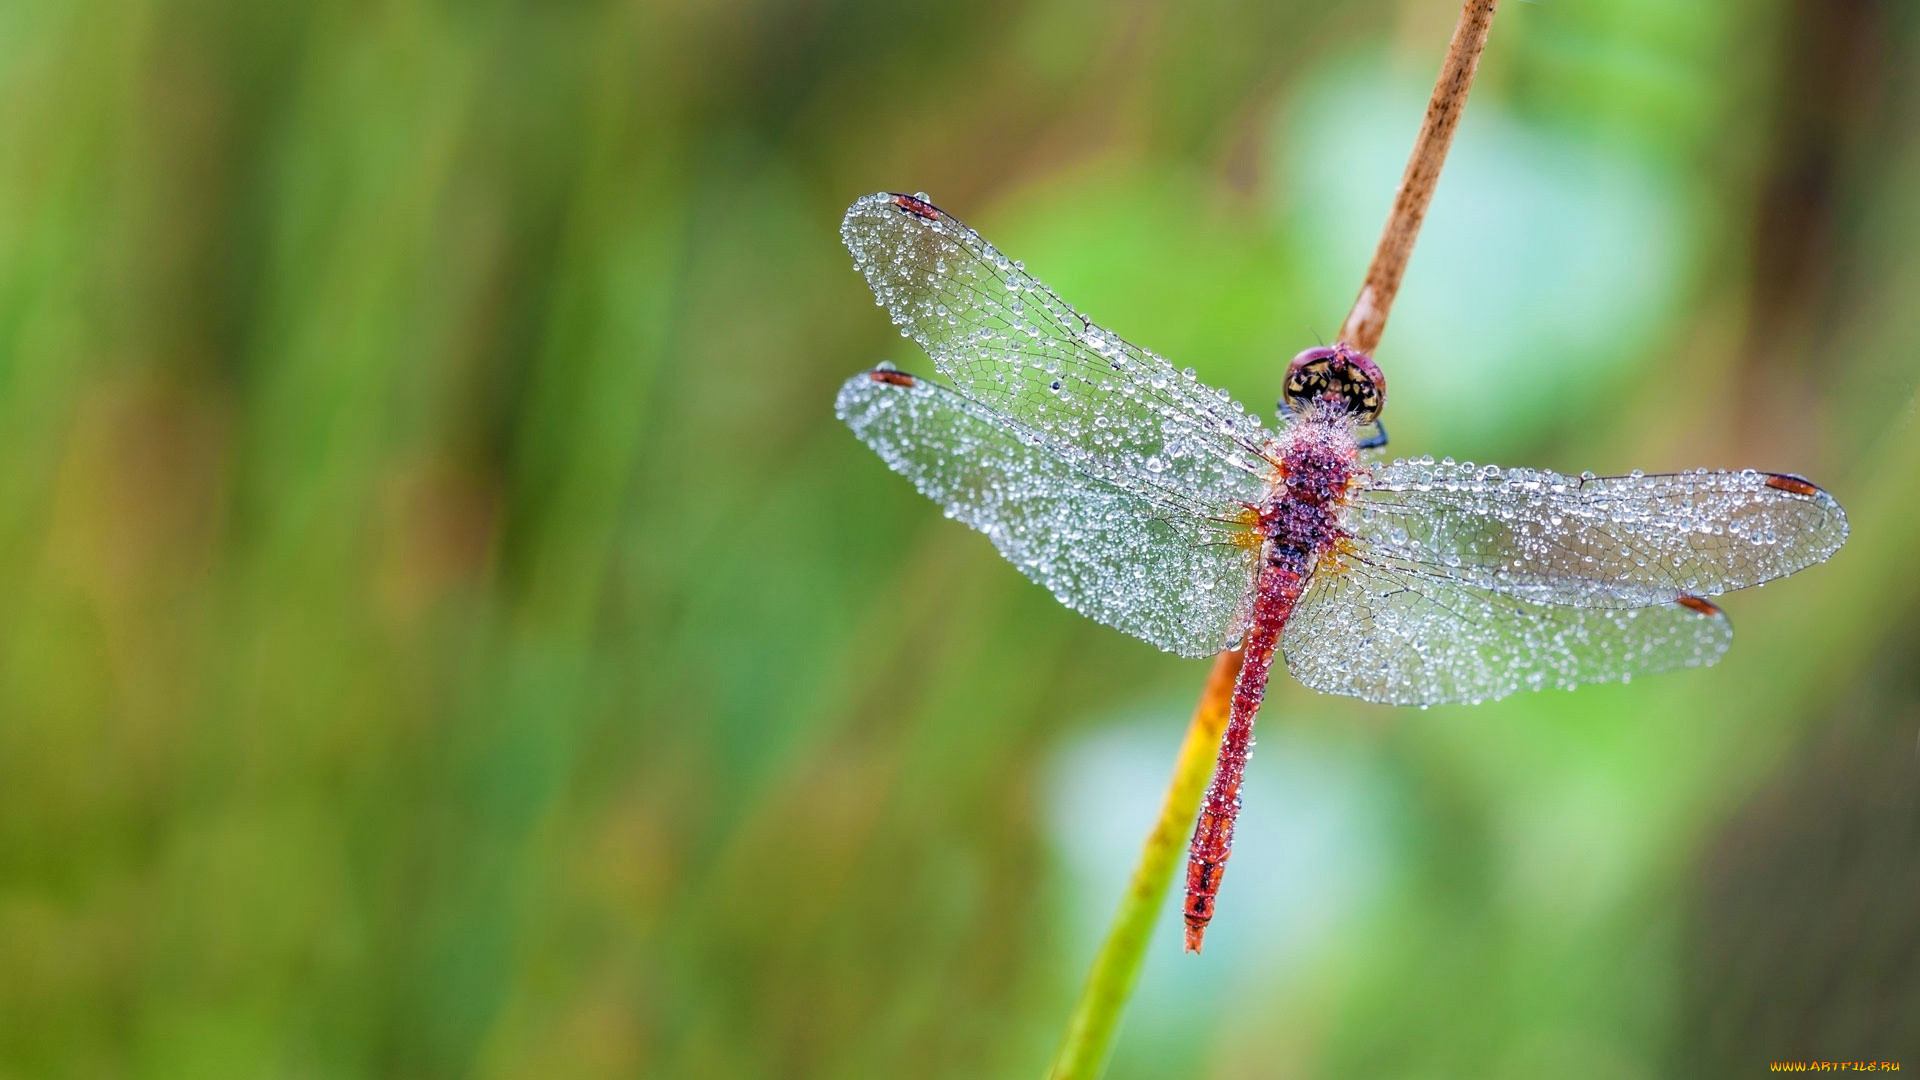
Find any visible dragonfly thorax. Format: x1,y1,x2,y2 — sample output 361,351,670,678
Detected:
1259,417,1361,562
1274,416,1361,503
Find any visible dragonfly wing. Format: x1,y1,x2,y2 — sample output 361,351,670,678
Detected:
842,192,1276,516
1348,459,1848,607
837,368,1262,658
1281,552,1733,706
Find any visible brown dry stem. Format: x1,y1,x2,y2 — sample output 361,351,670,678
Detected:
1341,0,1499,354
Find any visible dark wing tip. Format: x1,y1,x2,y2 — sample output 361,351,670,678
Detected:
841,192,954,268
1759,471,1850,560
866,367,917,387
1675,594,1723,617
887,192,941,220
844,190,942,225
835,365,931,421
1763,472,1822,497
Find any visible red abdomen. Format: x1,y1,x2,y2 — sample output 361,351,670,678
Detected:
1175,407,1359,945
1182,417,1358,951
1182,557,1308,951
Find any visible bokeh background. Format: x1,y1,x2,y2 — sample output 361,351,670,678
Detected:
1,0,1916,1076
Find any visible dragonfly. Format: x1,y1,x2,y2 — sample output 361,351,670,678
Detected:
833,191,1849,952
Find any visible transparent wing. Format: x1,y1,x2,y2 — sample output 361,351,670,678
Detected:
842,191,1276,516
1347,458,1848,607
1282,553,1734,706
837,367,1262,657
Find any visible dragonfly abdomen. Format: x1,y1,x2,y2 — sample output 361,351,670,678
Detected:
1183,419,1361,951
1183,557,1310,952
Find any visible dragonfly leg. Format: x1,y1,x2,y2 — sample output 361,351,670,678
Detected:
1355,418,1388,450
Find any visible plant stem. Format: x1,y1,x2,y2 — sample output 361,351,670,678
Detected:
1047,649,1243,1080
1341,0,1499,354
1045,3,1498,1078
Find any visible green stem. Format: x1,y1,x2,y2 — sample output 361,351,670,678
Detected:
1046,650,1242,1080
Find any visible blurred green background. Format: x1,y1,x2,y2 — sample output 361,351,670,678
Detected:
1,0,1916,1076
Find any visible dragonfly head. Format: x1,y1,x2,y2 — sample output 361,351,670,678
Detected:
1281,344,1386,428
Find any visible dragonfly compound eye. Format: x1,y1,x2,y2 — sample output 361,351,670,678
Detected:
1281,344,1386,425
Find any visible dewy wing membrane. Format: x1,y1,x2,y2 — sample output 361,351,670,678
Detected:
1348,458,1848,607
836,367,1262,658
841,192,1277,518
1282,558,1735,706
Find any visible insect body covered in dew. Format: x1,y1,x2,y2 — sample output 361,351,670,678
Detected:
831,190,1849,951
1187,345,1384,951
